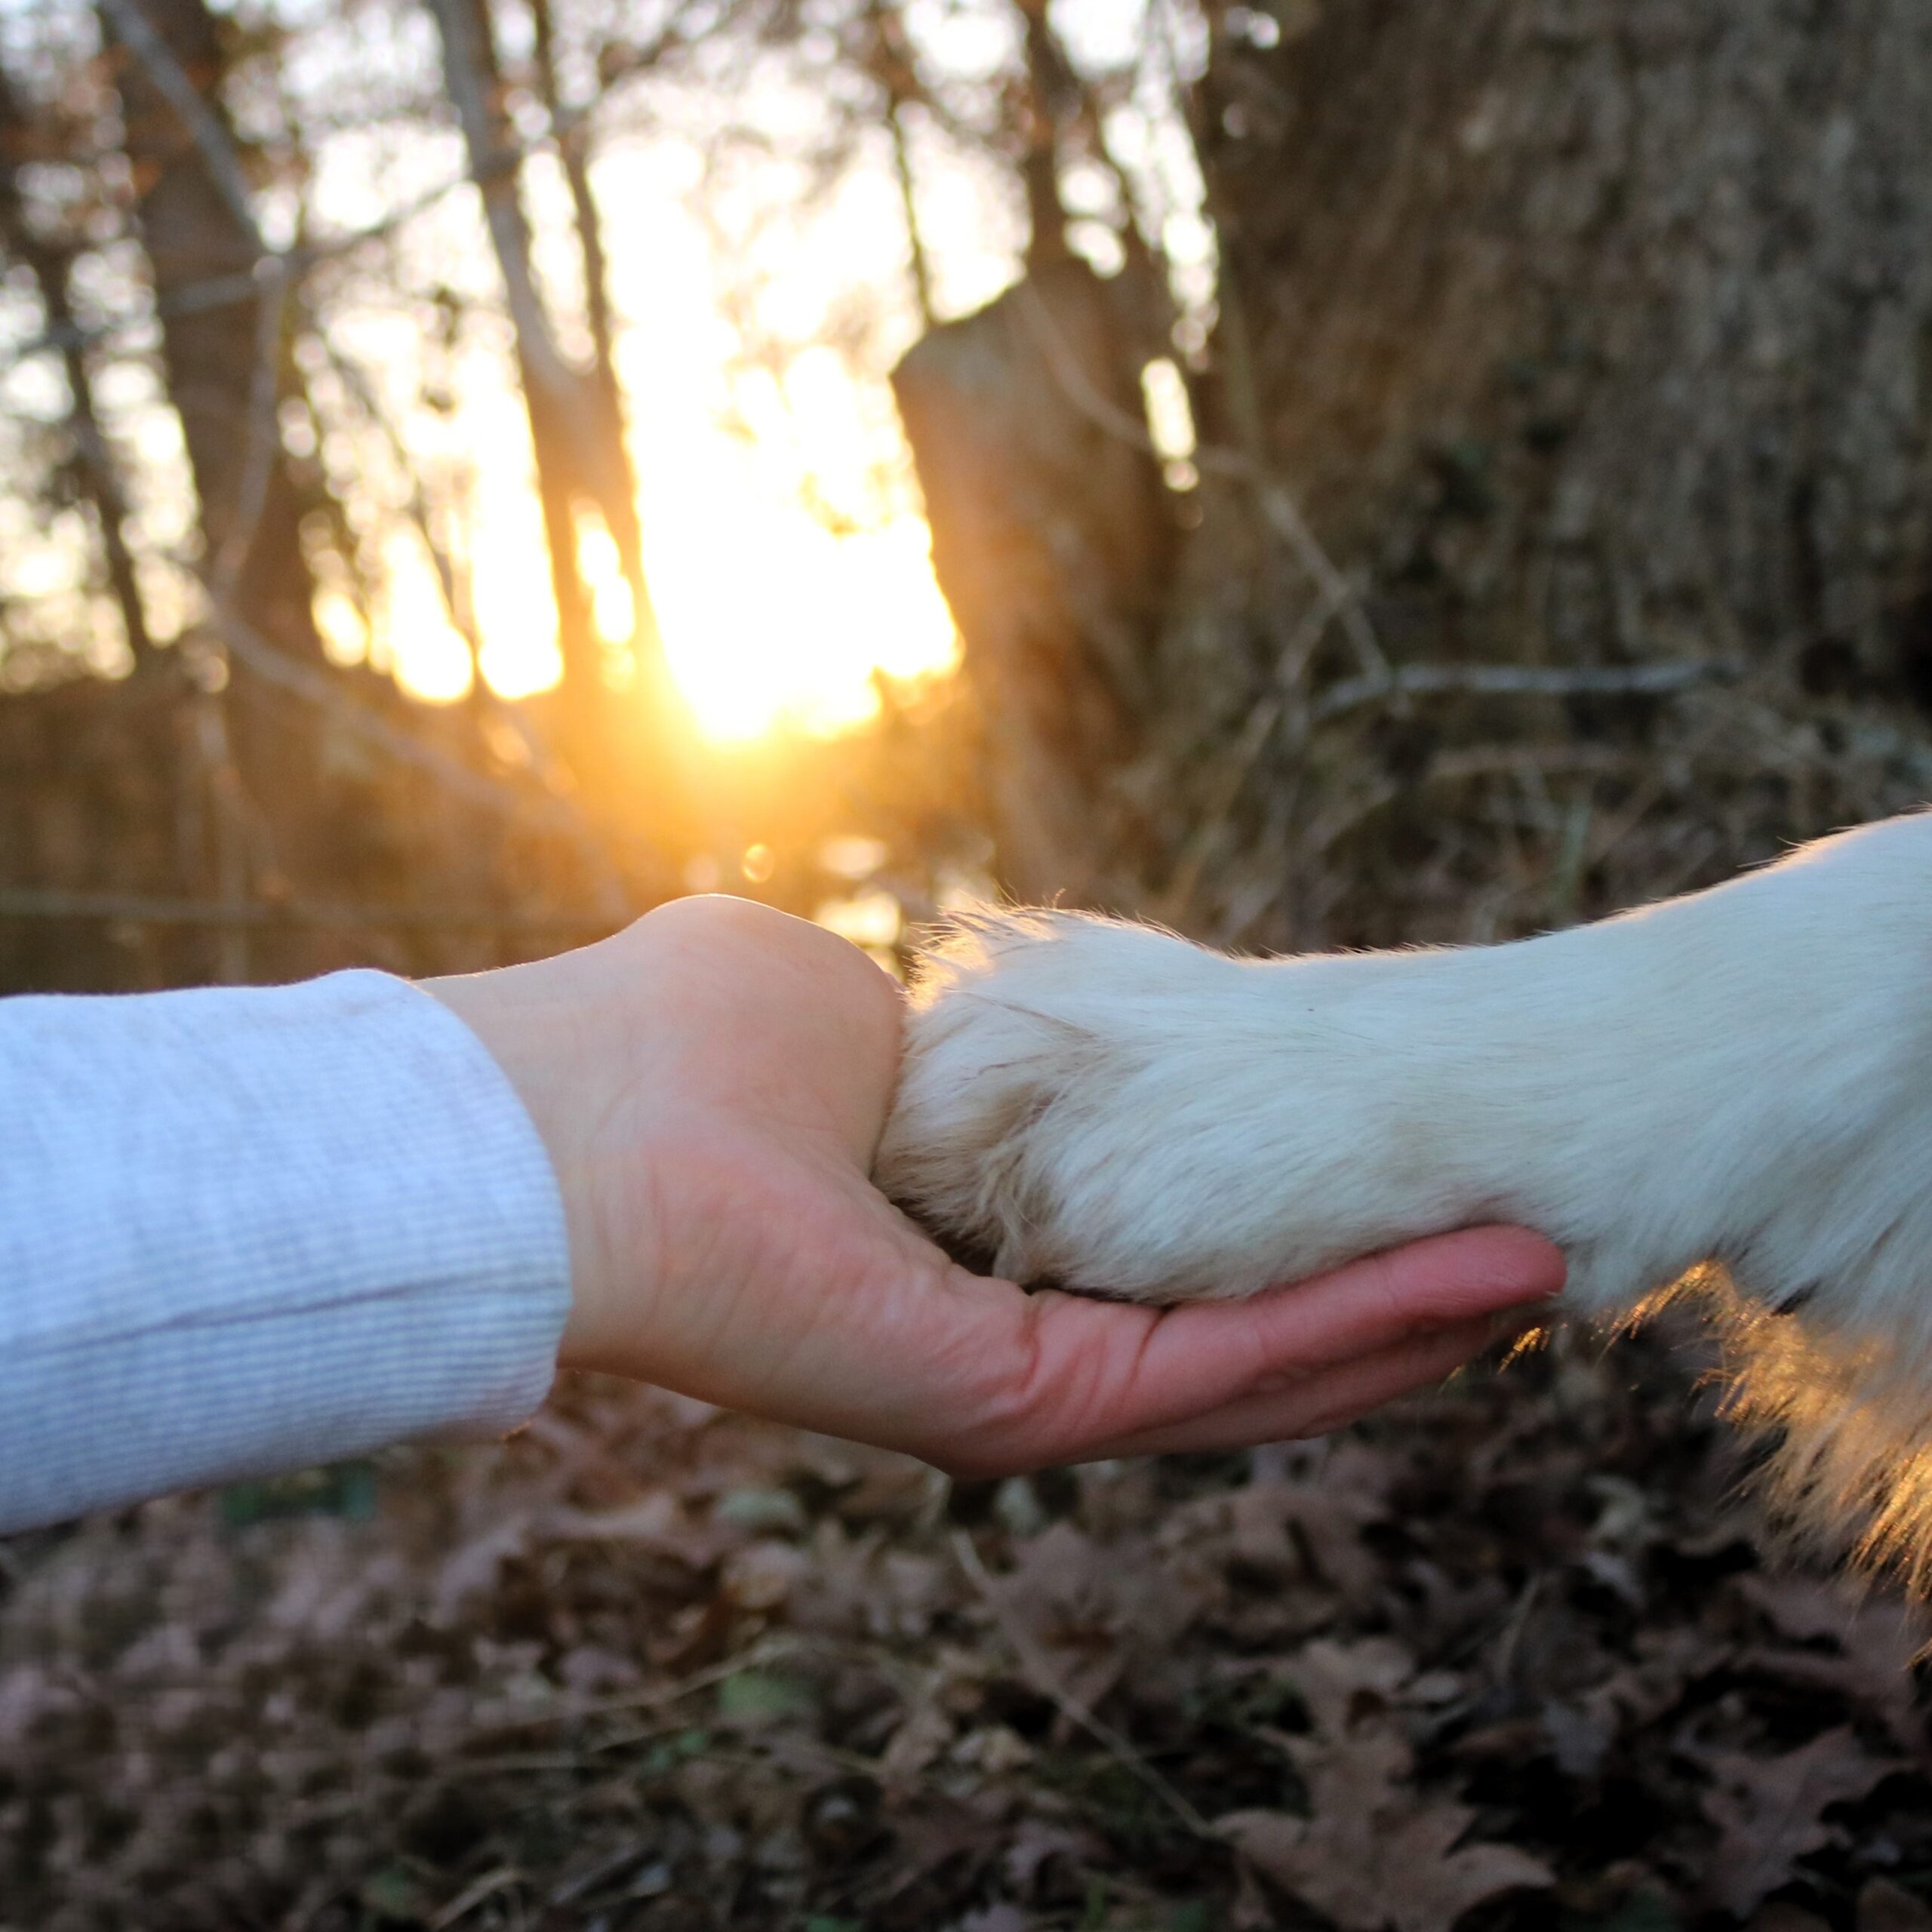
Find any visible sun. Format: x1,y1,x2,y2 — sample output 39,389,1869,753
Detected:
624,329,961,743
637,498,958,743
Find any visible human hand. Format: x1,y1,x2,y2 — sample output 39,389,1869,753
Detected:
426,897,1564,1477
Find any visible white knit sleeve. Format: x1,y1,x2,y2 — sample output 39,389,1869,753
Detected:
0,970,571,1532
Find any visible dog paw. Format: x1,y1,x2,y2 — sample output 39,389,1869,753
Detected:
874,906,1476,1300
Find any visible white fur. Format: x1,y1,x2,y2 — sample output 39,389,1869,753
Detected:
877,812,1932,1571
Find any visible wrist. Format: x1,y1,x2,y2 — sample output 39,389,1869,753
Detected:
420,934,650,1374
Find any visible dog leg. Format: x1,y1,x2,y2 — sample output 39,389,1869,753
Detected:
877,811,1932,1562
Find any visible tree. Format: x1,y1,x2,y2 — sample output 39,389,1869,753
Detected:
101,0,318,661
0,65,154,670
900,1,1932,949
427,0,675,795
0,0,647,993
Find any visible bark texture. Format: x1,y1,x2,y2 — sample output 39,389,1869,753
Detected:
0,70,154,668
429,0,680,806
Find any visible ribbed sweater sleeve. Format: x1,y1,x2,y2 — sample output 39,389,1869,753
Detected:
0,970,571,1532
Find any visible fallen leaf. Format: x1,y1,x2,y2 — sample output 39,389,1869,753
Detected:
1289,1636,1414,1740
1737,1574,1930,1750
1697,1726,1896,1915
1747,1906,1832,1932
1221,1724,1552,1932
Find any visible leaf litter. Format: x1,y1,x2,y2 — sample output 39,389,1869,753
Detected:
4,1317,1932,1931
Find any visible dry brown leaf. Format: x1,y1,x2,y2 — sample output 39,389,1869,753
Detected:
1220,1730,1552,1932
1737,1573,1930,1750
1289,1636,1415,1739
1698,1726,1897,1915
954,1906,1031,1932
989,1521,1190,1713
1748,1905,1833,1932
881,1695,958,1786
1001,1818,1103,1895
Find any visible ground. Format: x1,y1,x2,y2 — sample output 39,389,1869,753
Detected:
4,1318,1930,1932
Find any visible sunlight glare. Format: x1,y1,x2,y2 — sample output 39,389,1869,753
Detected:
466,381,564,701
814,888,902,949
312,586,368,667
648,500,958,743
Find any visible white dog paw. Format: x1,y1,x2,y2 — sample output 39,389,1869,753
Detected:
874,906,1477,1300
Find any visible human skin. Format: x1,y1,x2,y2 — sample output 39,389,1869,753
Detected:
424,895,1564,1478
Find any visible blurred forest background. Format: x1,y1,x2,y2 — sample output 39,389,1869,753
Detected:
9,2,1932,1928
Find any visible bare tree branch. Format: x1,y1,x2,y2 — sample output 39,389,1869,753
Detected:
861,1,936,328
1015,278,1386,687
0,20,674,378
426,0,580,407
207,257,289,601
0,69,156,664
1011,281,1743,727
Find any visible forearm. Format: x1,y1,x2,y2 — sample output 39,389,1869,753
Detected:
0,971,571,1533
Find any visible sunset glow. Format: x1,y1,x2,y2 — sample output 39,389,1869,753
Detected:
648,508,958,741
352,136,964,740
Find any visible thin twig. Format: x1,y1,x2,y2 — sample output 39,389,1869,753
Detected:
208,258,288,598
1248,481,1391,688
1293,742,1644,865
1018,280,1737,714
952,1529,1214,1838
1309,656,1746,725
455,1634,804,1742
426,1866,523,1932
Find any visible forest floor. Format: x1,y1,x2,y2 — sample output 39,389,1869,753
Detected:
5,1315,1931,1932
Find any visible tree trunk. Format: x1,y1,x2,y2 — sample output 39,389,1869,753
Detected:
909,1,1932,947
427,0,595,700
103,0,438,977
429,0,677,800
103,0,318,664
894,257,1178,904
527,0,658,668
0,70,155,669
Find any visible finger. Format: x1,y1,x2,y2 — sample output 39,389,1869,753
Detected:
919,1224,1564,1475
1224,1225,1567,1368
1088,1308,1542,1462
